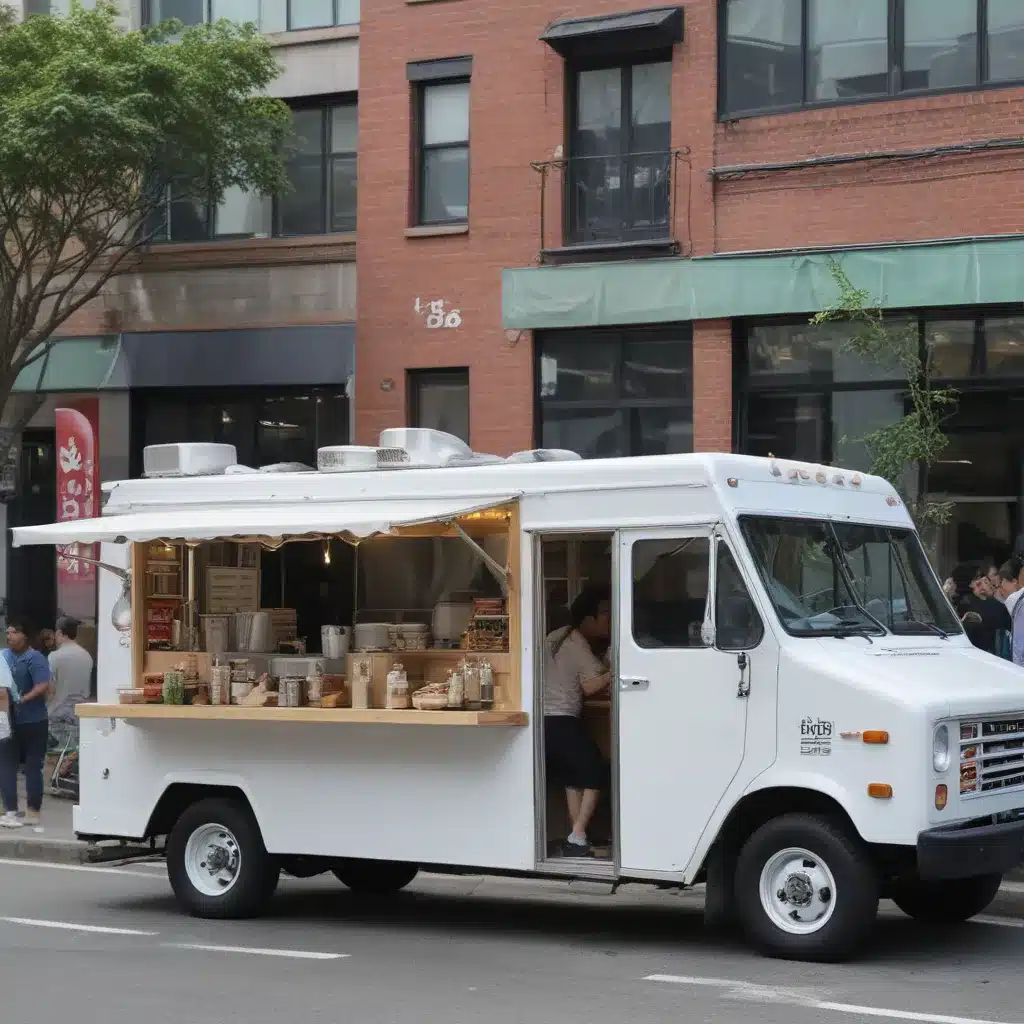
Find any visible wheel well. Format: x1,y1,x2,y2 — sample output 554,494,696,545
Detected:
144,783,253,839
698,787,861,882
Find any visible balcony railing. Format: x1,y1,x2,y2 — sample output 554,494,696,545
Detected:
531,149,686,264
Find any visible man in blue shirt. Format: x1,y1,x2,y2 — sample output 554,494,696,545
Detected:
0,618,52,829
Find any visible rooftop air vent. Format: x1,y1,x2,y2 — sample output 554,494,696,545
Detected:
143,443,237,479
377,428,472,469
505,449,582,463
317,445,379,474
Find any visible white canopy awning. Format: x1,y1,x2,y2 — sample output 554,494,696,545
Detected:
11,497,517,548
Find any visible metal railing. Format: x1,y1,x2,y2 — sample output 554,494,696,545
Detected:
531,149,686,257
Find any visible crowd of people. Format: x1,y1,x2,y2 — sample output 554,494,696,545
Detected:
942,559,1024,662
0,616,94,829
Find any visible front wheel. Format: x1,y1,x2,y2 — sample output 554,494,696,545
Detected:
332,859,419,895
734,813,878,963
891,873,1001,924
167,798,280,919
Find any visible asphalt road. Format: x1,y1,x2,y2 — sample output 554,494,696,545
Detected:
2,858,1024,1024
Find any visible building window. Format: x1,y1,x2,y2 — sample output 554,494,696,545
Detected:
567,60,672,247
720,0,1024,118
407,369,470,444
416,81,470,225
277,102,358,236
151,100,356,242
537,326,693,458
143,0,359,30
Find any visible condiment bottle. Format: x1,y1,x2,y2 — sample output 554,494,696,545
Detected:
447,664,465,709
387,662,410,709
462,658,481,710
351,656,372,709
479,660,494,710
306,666,323,704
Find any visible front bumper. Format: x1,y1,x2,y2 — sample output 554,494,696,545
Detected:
917,813,1024,880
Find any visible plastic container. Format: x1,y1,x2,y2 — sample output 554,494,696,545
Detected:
118,688,145,705
210,661,231,705
386,662,410,710
446,666,464,709
162,669,185,705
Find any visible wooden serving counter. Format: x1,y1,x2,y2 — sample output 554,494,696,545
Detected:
77,704,527,726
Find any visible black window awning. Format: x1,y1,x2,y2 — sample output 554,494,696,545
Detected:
541,5,684,60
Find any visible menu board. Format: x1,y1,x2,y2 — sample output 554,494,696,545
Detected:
205,567,260,614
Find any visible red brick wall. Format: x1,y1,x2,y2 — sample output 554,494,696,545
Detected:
357,0,1024,454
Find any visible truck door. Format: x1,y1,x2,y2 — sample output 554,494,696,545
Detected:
616,526,767,876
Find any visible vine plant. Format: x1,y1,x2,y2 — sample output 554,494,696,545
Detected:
811,257,957,548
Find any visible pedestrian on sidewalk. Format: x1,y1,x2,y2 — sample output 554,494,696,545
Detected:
0,618,52,829
48,616,93,714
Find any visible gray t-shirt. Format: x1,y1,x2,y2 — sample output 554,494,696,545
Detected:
544,627,603,717
48,641,94,712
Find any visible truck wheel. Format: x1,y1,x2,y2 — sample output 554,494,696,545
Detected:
734,813,878,963
332,859,419,895
167,798,280,919
891,873,1002,924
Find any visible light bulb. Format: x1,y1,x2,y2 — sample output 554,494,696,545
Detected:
111,579,132,632
323,541,331,566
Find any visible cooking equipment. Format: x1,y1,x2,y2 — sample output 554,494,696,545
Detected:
321,625,351,659
431,602,473,644
202,615,230,656
354,622,392,651
279,677,306,708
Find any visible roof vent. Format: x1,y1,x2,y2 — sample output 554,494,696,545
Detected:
377,428,472,469
143,443,237,478
317,445,379,474
506,449,582,463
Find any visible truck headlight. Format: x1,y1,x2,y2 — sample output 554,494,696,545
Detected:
933,724,950,773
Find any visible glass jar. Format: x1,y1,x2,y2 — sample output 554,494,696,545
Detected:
479,660,494,710
447,665,465,709
462,658,481,710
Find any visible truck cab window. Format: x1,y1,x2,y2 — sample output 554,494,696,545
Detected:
631,536,709,648
715,543,764,651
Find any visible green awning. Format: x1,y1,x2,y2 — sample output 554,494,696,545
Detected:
501,235,1024,330
13,335,122,393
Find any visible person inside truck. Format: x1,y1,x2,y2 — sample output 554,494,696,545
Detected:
543,585,612,858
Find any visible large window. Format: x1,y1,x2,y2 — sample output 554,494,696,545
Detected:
143,0,359,30
720,0,1024,118
416,80,470,225
537,326,693,458
567,60,673,246
152,100,357,242
407,368,470,444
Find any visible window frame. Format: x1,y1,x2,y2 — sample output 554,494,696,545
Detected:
407,367,471,444
630,533,712,650
142,0,359,30
718,0,1024,121
413,78,471,227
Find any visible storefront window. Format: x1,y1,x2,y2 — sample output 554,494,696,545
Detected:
537,326,693,459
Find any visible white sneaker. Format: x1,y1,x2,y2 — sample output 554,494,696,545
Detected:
0,812,23,829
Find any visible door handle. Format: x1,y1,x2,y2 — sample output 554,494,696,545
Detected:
736,653,751,699
619,677,650,692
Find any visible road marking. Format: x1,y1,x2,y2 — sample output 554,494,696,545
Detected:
1,916,158,936
0,857,164,879
999,880,1024,894
166,942,347,961
644,975,1020,1024
975,915,1024,929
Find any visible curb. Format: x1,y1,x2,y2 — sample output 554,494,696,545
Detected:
0,835,155,866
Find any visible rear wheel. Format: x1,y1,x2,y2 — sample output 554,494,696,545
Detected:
891,873,1001,924
332,859,419,895
734,813,878,963
167,797,280,919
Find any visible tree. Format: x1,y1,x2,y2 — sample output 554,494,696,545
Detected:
811,257,956,545
0,2,290,427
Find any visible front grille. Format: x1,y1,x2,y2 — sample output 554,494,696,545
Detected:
959,717,1024,798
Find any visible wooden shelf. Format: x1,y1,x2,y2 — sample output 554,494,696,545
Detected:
77,703,528,727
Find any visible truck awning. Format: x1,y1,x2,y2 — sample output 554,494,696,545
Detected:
10,497,517,547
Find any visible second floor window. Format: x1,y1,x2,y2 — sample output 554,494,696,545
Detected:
567,60,672,246
721,0,1024,119
151,100,357,242
417,81,470,225
144,0,359,31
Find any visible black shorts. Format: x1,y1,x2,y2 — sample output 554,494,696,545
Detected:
544,715,606,791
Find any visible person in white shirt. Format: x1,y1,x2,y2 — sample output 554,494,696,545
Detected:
997,560,1024,665
48,617,94,713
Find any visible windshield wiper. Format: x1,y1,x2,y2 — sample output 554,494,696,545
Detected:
892,619,948,639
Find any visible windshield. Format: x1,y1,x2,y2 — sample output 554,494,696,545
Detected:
739,516,962,638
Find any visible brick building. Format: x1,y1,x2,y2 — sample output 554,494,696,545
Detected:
360,0,1024,576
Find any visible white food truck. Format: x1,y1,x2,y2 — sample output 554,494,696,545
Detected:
13,429,1024,963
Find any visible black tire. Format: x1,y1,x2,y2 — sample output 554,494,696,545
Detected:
734,813,878,963
332,859,419,895
891,873,1002,924
167,797,280,919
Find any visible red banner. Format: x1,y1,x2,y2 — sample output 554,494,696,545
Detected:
56,401,100,619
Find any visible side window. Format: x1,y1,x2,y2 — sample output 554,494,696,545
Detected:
716,543,764,651
631,537,709,648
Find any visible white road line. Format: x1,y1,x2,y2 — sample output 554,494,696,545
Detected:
0,857,164,879
1,916,158,936
975,915,1024,929
644,975,1021,1024
166,942,347,960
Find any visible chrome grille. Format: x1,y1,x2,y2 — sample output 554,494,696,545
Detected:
959,717,1024,798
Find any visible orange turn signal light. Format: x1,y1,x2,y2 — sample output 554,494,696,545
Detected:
863,731,889,745
935,784,948,810
867,783,893,799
